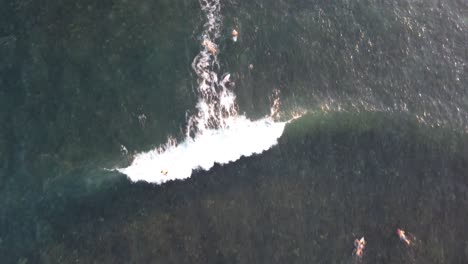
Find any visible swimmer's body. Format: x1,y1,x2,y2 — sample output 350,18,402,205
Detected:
353,237,366,258
202,39,217,54
397,228,411,246
231,29,238,42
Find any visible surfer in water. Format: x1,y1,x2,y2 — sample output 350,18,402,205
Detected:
353,237,366,259
202,39,217,55
397,228,411,246
231,29,238,42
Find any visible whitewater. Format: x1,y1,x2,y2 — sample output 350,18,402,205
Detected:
118,0,291,183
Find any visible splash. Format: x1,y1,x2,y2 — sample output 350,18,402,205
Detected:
119,117,286,183
118,0,291,183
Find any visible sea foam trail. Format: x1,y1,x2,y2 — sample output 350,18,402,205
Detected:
118,0,289,183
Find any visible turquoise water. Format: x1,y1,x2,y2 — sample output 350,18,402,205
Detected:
1,0,467,263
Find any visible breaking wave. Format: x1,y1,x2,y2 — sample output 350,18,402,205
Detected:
118,0,291,183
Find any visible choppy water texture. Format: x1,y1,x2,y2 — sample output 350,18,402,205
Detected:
0,0,467,263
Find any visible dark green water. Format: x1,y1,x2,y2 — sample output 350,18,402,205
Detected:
1,0,467,263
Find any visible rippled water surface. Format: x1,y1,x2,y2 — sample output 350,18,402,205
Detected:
0,0,467,263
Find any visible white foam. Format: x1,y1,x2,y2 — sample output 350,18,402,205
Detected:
118,117,286,183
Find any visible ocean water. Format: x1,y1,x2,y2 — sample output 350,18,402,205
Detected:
0,0,467,263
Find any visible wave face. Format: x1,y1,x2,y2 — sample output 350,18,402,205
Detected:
118,0,287,183
39,112,468,264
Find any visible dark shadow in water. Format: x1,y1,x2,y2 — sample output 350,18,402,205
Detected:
5,112,467,263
